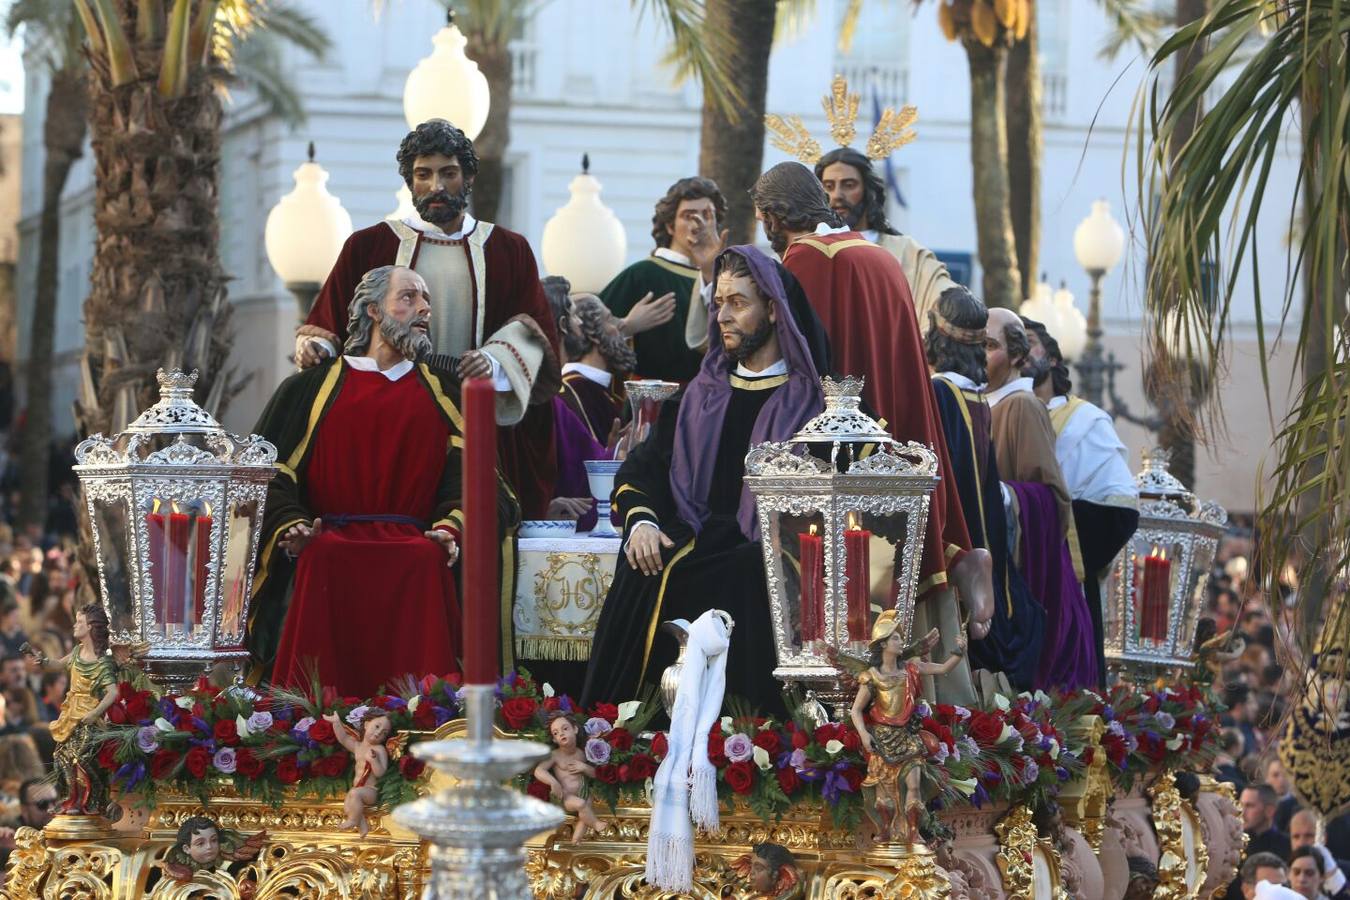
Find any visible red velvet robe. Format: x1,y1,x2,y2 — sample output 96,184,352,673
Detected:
272,368,461,696
782,231,973,596
302,220,558,518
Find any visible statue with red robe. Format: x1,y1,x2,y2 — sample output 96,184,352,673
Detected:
294,120,559,518
248,266,512,696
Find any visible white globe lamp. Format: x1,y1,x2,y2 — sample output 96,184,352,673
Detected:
403,10,491,140
1073,199,1125,276
264,143,353,316
541,155,628,294
1053,282,1088,361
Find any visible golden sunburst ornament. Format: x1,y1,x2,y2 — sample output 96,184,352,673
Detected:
765,74,919,165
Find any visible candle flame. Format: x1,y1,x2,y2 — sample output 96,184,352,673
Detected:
847,512,859,531
151,498,161,515
809,523,817,536
170,500,181,515
203,502,212,516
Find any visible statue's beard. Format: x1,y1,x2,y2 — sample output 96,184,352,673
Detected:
832,199,866,230
1021,354,1052,385
763,219,789,255
723,318,775,364
598,330,637,374
380,312,432,361
414,187,471,226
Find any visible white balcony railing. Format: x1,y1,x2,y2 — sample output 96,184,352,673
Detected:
833,62,909,111
1043,71,1068,119
510,40,538,97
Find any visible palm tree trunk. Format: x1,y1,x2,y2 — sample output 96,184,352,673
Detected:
78,47,232,440
965,40,1020,309
18,68,88,532
698,0,777,246
464,34,513,226
1005,10,1040,302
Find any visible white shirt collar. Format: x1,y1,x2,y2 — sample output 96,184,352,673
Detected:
653,247,693,266
860,228,879,243
344,356,415,382
734,359,788,378
401,212,478,241
561,361,612,388
983,376,1034,408
813,221,851,236
1047,395,1068,410
938,371,978,391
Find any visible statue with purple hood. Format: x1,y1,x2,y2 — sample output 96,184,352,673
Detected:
580,246,832,715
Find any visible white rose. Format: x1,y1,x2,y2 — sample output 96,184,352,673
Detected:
407,695,421,714
154,717,176,733
542,683,555,698
720,716,733,734
236,714,252,739
174,696,195,710
616,701,642,725
993,694,1011,711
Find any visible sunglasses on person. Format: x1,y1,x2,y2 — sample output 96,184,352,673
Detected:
29,797,56,812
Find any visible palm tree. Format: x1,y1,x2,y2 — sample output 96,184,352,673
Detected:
6,2,89,533
70,0,328,442
1139,0,1349,648
1004,3,1038,302
441,0,738,227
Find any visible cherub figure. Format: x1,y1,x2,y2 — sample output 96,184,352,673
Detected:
163,815,266,895
323,708,392,837
848,611,967,845
533,712,603,841
728,842,805,899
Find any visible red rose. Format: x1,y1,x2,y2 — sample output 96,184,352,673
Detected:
125,693,152,722
790,729,809,750
707,733,727,767
308,719,336,744
841,766,864,792
814,724,840,747
542,696,562,712
313,751,349,778
968,711,1005,745
501,697,538,731
839,727,862,752
651,732,669,759
607,727,634,752
752,731,781,755
185,746,211,779
527,778,552,801
98,740,120,771
399,755,427,780
213,719,240,746
627,753,657,781
776,765,802,795
724,760,756,795
276,755,302,785
595,764,620,784
235,748,264,779
412,701,438,730
106,703,128,726
150,749,181,779
590,703,619,723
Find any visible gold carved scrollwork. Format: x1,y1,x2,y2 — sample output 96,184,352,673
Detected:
1149,773,1209,900
1059,715,1108,851
995,805,1068,900
0,827,51,899
522,552,613,660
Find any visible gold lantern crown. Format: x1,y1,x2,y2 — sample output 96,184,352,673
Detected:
765,74,918,166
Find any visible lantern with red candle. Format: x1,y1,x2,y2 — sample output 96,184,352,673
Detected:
798,523,825,644
1104,448,1228,683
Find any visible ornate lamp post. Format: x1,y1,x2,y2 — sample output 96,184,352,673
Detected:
264,143,353,317
1103,448,1227,682
72,369,277,689
743,377,938,710
403,9,491,138
1071,200,1126,406
541,154,628,293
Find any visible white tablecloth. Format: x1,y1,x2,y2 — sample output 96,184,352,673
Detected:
511,535,622,662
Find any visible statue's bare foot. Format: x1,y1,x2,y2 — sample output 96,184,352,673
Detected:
951,549,994,634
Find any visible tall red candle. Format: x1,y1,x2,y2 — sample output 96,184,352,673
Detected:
166,505,190,626
146,502,167,621
1140,550,1171,642
799,526,824,642
191,508,212,626
844,515,872,642
462,377,499,684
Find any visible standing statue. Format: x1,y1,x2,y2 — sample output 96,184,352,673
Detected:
849,611,966,844
28,603,120,817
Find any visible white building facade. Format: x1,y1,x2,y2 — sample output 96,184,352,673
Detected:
15,0,1300,511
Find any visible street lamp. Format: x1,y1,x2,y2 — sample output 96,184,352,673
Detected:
1072,200,1125,406
403,9,491,139
540,154,627,293
264,143,353,318
1053,281,1088,362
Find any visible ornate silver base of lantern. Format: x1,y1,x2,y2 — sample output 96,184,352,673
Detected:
392,685,564,899
141,651,245,693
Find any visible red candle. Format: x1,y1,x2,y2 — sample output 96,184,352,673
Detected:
1140,549,1171,642
166,505,190,626
462,377,499,684
799,525,824,642
146,503,167,620
844,514,872,642
191,507,212,625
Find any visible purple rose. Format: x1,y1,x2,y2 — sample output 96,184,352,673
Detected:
246,711,274,734
788,748,808,771
294,716,315,735
584,717,611,737
584,738,611,765
345,705,369,726
1153,711,1176,730
213,747,237,774
932,742,949,764
724,733,754,763
136,726,160,754
1022,760,1040,784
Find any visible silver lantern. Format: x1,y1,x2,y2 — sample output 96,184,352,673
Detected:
73,369,277,688
1103,448,1228,681
743,376,938,708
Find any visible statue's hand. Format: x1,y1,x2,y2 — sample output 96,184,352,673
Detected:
859,730,874,755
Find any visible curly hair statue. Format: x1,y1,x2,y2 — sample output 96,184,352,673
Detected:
396,118,480,188
651,177,727,248
814,147,897,236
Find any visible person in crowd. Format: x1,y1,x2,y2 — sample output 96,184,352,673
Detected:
0,656,36,733
1228,783,1296,900
0,601,25,660
1290,844,1350,899
1237,852,1290,899
1124,856,1160,900
0,777,57,867
37,670,65,723
1290,809,1350,899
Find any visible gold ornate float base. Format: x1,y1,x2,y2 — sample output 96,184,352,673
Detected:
524,800,951,899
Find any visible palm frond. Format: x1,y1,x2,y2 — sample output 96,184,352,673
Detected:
1137,0,1350,652
226,31,309,126
634,0,744,118
211,0,330,69
7,0,85,72
1095,0,1169,60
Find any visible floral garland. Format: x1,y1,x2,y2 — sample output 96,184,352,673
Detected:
94,671,1217,821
